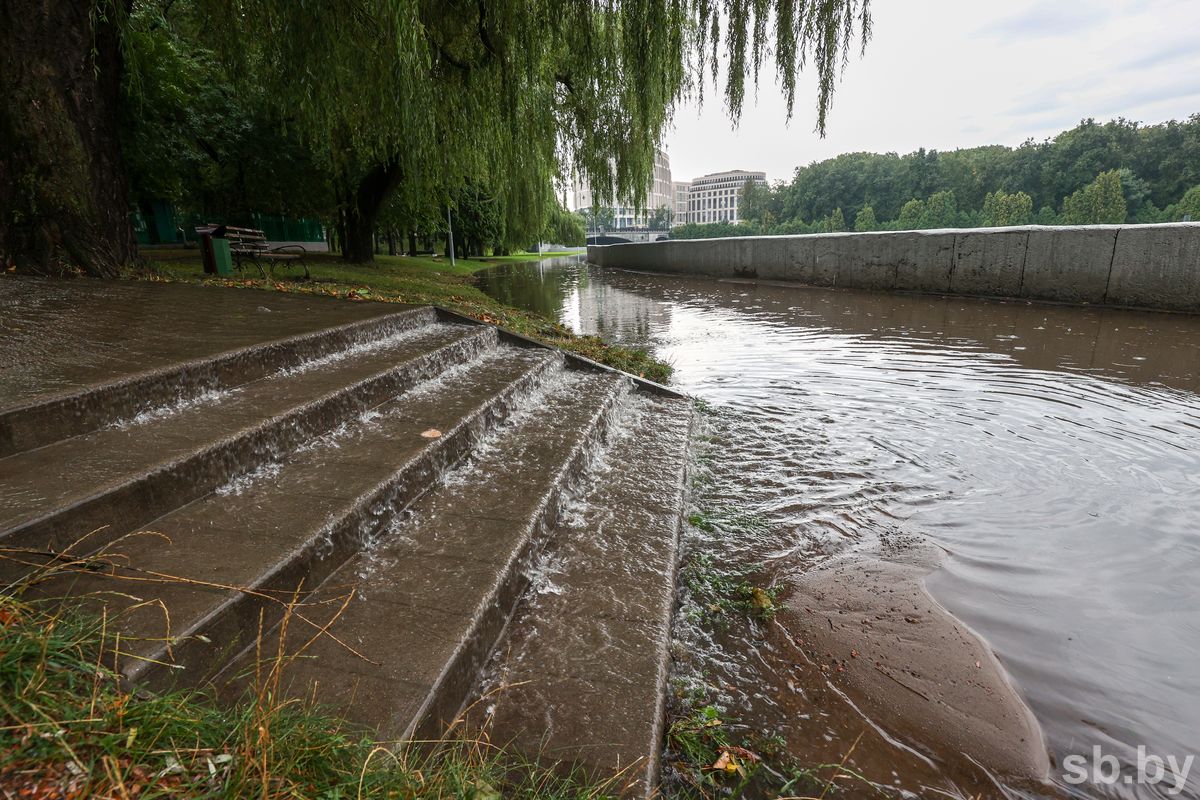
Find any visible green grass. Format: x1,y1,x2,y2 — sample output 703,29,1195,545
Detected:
0,594,619,799
680,553,780,624
664,657,879,799
665,703,876,798
135,249,671,384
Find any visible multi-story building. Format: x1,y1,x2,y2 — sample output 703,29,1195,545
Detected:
672,181,691,226
684,170,767,225
570,158,769,231
570,149,675,230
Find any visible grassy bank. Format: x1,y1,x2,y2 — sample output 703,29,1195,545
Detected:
0,594,614,799
137,249,672,384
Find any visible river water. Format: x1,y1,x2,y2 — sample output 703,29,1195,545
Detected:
478,258,1200,799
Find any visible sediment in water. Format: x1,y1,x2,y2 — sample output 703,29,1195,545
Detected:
775,539,1051,791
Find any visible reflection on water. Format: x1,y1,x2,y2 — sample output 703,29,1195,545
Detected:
479,259,1200,799
476,259,676,352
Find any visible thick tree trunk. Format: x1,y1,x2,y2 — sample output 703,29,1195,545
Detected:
342,160,403,263
0,1,135,276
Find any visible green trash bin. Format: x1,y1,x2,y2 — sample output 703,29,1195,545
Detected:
211,237,233,276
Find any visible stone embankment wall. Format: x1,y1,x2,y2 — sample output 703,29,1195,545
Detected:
587,223,1200,312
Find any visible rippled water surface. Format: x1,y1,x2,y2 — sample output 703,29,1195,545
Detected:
478,258,1200,799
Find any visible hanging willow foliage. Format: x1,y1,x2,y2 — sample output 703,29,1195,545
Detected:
0,0,867,274
197,0,869,217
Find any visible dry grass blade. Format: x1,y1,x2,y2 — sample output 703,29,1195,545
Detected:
1,531,379,667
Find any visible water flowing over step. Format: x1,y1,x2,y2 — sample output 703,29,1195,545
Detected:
14,344,557,686
217,368,629,733
474,393,693,796
1,281,693,797
0,320,489,559
1,285,429,457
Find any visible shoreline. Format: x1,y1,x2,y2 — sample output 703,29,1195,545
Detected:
773,537,1053,795
129,248,673,384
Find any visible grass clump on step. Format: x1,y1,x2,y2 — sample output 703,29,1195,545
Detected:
133,250,672,385
681,551,781,624
665,687,879,798
0,594,614,799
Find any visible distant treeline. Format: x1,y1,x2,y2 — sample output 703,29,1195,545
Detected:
673,116,1200,239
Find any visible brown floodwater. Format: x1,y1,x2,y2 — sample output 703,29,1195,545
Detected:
478,258,1200,799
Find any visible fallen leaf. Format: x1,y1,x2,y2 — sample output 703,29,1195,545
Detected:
724,745,761,763
420,428,442,439
750,587,774,612
711,751,735,772
710,750,747,777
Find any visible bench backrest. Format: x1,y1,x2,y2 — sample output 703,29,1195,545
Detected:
195,225,270,253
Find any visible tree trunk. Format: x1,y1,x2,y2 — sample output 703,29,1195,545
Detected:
386,229,396,256
342,160,403,263
408,231,418,255
0,1,135,276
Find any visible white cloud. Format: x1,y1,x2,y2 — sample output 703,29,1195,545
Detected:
664,0,1200,183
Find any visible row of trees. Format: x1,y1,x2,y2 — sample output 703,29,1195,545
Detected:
117,2,588,260
681,117,1200,239
1,0,871,275
578,205,673,231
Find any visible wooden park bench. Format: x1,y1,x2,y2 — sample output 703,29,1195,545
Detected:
196,225,311,279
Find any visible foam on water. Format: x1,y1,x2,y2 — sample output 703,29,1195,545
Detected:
273,319,439,378
215,459,283,497
108,386,235,430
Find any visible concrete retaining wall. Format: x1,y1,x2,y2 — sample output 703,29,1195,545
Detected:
587,223,1200,313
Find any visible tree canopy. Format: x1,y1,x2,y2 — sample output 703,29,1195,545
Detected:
1,0,872,274
699,115,1200,238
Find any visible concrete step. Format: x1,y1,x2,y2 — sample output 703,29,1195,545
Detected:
3,283,697,798
0,321,494,562
476,393,693,797
23,344,560,689
220,368,631,741
0,304,433,458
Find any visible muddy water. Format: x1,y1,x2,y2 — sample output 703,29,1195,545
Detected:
477,259,1200,799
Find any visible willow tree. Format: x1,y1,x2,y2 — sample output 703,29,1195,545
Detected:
1,0,871,274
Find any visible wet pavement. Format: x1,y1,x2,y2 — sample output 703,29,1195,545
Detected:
478,258,1200,799
0,277,405,408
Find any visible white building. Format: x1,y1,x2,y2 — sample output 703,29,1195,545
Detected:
672,181,691,226
570,149,675,229
685,169,767,225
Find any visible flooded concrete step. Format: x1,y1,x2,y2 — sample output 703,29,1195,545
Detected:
477,393,693,797
0,322,495,563
0,305,435,458
19,345,560,688
220,368,630,741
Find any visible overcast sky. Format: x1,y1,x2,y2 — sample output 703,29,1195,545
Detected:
665,0,1200,184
